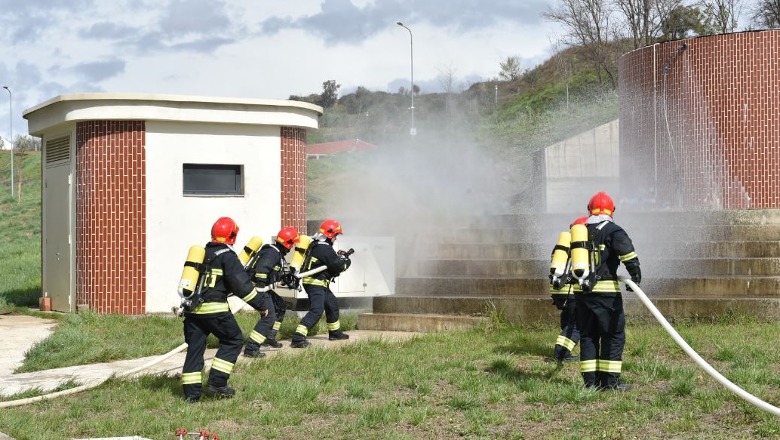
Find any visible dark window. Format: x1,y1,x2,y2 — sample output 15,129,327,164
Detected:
183,164,243,196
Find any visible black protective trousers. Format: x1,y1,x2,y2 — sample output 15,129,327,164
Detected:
181,311,243,399
554,297,580,359
246,291,276,344
575,293,625,387
299,284,340,330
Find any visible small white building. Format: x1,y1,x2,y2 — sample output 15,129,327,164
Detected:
24,93,322,314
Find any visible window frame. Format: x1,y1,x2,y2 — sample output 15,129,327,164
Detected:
182,163,244,197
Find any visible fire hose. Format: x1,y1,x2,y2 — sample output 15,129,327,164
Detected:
0,259,350,408
619,276,780,417
0,341,189,409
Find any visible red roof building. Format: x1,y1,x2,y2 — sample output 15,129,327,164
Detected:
306,138,375,159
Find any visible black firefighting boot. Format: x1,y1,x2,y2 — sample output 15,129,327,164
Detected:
205,384,236,399
260,338,283,349
602,374,632,392
243,341,266,358
553,346,578,362
328,330,349,341
290,332,310,348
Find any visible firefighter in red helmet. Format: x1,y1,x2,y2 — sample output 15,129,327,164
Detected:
181,217,259,401
291,219,353,348
549,215,588,363
243,227,301,356
575,192,641,391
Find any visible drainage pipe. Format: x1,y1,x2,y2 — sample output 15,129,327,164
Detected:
619,276,780,416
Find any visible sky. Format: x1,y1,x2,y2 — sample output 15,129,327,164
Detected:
0,0,563,138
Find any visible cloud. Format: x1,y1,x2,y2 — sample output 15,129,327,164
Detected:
158,0,232,37
257,0,553,45
68,59,127,82
79,22,142,41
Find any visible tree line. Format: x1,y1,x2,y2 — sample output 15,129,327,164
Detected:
543,0,780,87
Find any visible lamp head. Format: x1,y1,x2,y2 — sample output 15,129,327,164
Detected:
396,21,403,26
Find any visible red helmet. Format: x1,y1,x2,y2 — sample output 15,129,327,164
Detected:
211,217,239,245
319,219,343,240
275,227,300,250
587,192,615,216
570,216,588,228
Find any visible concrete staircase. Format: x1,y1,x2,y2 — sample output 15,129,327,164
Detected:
357,209,780,332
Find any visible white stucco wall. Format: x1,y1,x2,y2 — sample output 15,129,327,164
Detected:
145,121,285,313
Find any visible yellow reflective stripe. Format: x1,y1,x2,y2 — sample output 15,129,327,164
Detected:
598,359,622,373
303,278,329,287
591,280,621,293
211,357,234,375
255,273,268,279
556,335,577,351
304,256,320,272
620,252,638,262
243,289,258,303
249,330,266,344
579,359,597,372
191,302,230,314
273,322,281,331
211,268,223,276
181,372,202,385
327,321,340,331
295,324,308,336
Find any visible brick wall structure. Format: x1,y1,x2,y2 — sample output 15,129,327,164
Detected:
619,30,780,209
76,121,147,314
281,127,307,233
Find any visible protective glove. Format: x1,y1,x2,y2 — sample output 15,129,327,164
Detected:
626,277,640,293
281,272,300,290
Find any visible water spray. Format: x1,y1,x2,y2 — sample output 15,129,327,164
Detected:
619,276,780,417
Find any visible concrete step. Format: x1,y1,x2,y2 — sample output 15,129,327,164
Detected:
414,257,780,277
371,295,780,323
424,224,780,244
357,312,486,332
431,241,780,259
470,209,780,228
396,275,780,297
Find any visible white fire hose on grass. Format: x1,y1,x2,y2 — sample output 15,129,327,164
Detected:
619,275,780,417
0,266,330,409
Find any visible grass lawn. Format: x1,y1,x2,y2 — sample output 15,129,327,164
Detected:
1,313,779,440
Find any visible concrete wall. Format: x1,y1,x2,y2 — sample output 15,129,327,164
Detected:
544,119,620,213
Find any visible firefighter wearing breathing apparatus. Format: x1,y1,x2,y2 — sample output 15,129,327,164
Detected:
243,227,301,356
180,217,262,402
549,215,588,363
290,219,353,348
572,192,641,391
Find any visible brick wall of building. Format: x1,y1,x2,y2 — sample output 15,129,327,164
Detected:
75,121,146,314
619,30,780,209
281,127,307,233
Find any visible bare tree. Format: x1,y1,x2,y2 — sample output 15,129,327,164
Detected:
437,64,458,121
751,0,780,28
437,64,458,95
550,39,574,109
700,0,742,33
543,0,619,85
615,0,653,48
498,56,522,81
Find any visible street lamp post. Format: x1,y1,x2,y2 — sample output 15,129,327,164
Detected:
396,21,416,136
3,86,12,198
